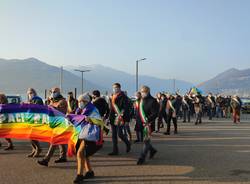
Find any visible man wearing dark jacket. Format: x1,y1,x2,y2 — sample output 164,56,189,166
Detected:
137,86,159,165
92,90,110,119
108,83,131,155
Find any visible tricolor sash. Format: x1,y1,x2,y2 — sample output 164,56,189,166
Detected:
111,94,124,126
138,100,151,140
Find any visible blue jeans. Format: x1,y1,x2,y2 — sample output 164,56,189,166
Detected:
111,124,130,153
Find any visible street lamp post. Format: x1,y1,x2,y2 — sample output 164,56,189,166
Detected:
136,58,147,92
74,69,91,94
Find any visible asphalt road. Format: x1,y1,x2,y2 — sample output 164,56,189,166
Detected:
1,117,250,184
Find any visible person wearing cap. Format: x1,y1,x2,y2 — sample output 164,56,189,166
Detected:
38,87,68,167
26,88,44,157
108,83,131,156
67,92,78,114
0,93,14,151
137,86,159,165
73,93,104,183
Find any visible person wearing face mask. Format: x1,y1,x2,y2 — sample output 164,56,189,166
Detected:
137,86,159,165
26,88,44,157
108,83,131,156
38,87,68,167
73,93,105,183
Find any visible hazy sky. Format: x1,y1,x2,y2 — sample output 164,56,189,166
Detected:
0,0,250,84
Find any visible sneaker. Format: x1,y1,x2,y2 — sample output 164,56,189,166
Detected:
54,158,67,163
84,171,95,179
163,132,170,135
137,158,145,165
149,149,157,159
37,159,48,167
73,175,84,184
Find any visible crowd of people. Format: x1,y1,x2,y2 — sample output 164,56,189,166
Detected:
0,84,244,183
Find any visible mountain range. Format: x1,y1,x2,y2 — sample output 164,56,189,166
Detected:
0,57,249,97
0,58,102,97
65,64,193,95
198,68,250,96
0,58,193,97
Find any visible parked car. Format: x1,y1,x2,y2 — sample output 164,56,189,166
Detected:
6,95,22,104
241,98,250,114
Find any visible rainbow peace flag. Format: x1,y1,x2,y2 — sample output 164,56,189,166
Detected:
0,104,80,156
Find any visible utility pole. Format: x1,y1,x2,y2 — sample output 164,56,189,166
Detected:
135,58,147,92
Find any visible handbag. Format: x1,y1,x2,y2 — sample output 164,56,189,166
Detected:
79,123,100,141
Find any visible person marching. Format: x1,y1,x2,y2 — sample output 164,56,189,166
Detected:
182,95,191,123
108,83,131,156
26,88,44,157
194,95,202,125
137,86,159,165
134,92,144,143
230,95,242,124
207,93,215,120
73,93,105,183
156,92,164,132
0,93,14,151
92,90,110,135
38,87,68,166
164,95,178,135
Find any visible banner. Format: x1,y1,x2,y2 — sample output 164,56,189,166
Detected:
0,104,79,156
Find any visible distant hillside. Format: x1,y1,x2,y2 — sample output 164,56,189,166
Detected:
65,64,193,95
0,58,105,97
199,68,250,96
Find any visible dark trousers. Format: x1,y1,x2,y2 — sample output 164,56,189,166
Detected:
125,123,132,141
183,109,190,122
111,124,130,153
157,114,163,131
166,115,177,133
136,129,144,142
195,112,202,124
139,139,156,160
208,107,213,120
44,144,67,162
